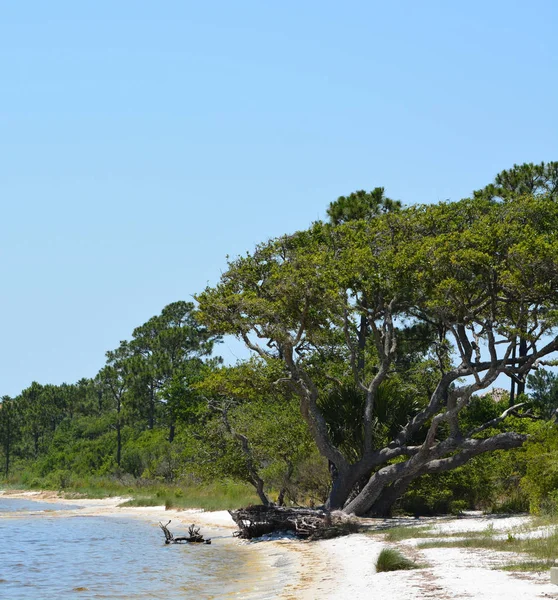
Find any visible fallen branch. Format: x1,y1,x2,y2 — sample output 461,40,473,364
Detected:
158,520,211,544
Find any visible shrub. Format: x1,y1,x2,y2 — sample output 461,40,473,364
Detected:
489,491,529,514
450,500,469,516
520,423,558,513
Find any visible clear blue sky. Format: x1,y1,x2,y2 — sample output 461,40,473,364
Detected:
1,1,557,396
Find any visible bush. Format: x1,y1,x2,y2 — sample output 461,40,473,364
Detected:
375,548,419,572
280,452,331,506
489,491,529,514
399,487,454,516
520,423,558,514
449,500,468,516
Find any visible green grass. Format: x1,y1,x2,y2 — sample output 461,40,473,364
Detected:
367,525,434,541
118,481,260,511
500,560,553,572
416,526,558,571
375,548,420,572
366,517,558,574
2,473,261,511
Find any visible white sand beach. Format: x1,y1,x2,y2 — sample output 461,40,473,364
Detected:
283,514,558,600
4,491,558,599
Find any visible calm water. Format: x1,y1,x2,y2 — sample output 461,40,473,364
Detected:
0,498,291,600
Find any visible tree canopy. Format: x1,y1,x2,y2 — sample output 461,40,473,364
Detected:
197,173,558,515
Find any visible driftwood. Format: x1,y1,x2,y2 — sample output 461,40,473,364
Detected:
159,521,211,544
228,505,358,540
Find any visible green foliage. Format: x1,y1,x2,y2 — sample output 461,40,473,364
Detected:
449,500,468,516
375,548,419,572
527,369,558,419
474,161,558,203
520,422,558,513
458,395,503,434
193,358,316,502
196,167,558,513
282,451,331,505
318,381,421,462
118,480,259,511
327,188,401,225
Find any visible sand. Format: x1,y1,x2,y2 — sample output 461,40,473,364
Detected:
3,490,558,599
283,514,558,599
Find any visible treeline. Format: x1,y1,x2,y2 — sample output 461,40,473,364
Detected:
0,301,322,506
2,305,558,514
3,162,558,515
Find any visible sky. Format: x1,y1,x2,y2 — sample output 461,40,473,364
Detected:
1,1,557,397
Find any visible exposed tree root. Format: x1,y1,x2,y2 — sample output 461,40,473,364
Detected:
229,505,360,540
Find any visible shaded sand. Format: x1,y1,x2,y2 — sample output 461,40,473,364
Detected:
4,491,558,599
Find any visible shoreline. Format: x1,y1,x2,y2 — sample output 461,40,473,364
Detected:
0,489,301,598
4,490,558,599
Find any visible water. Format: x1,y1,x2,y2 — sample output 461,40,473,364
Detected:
0,497,82,513
0,498,292,599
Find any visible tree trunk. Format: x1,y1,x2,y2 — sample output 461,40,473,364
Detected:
168,423,175,443
342,432,527,516
116,420,122,467
366,477,414,517
517,337,528,397
509,339,517,406
325,470,356,510
357,312,367,372
277,462,293,507
148,385,155,430
253,476,270,506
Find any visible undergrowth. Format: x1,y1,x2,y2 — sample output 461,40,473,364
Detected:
119,481,259,511
1,475,260,511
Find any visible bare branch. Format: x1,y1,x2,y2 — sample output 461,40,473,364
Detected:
467,402,527,437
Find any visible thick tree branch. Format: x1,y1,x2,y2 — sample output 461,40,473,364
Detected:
345,431,527,515
282,343,349,471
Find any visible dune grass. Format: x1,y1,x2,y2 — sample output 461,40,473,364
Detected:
375,548,420,572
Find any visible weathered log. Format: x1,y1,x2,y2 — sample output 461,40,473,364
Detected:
159,521,211,544
228,505,359,540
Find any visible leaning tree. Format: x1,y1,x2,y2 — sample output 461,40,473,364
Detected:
196,181,558,516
